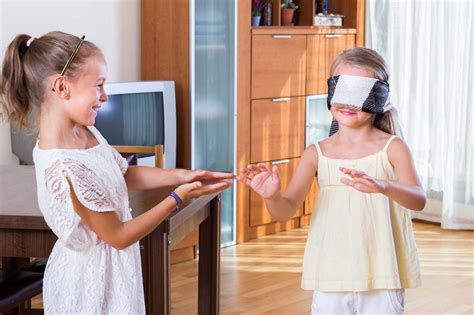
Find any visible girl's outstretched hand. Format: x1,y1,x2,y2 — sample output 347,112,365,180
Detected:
236,163,280,199
174,178,232,204
339,167,388,193
182,169,235,183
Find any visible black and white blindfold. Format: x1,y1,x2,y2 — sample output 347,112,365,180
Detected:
327,75,390,113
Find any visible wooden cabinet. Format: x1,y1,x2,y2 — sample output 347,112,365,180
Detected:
251,97,305,162
306,34,356,95
251,35,306,99
250,158,302,226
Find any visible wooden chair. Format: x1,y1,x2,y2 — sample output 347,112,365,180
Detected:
113,145,164,168
0,258,45,315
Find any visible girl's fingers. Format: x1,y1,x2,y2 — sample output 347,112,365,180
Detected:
271,165,280,181
194,181,232,195
339,167,366,178
340,177,355,187
257,163,269,172
362,175,376,183
353,177,374,187
250,164,265,173
235,175,250,185
197,171,235,179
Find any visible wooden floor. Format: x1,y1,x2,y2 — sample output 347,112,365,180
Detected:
31,220,473,314
170,220,473,314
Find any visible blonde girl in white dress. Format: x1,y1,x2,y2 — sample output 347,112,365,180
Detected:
237,47,426,315
0,31,233,314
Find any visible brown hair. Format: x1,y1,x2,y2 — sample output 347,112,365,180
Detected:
330,47,402,137
0,31,102,128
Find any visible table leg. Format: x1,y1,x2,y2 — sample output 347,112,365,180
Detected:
142,224,170,315
198,195,221,315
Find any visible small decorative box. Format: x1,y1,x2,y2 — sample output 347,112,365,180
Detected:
314,13,344,27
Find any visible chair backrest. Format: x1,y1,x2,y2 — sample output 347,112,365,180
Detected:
113,145,164,168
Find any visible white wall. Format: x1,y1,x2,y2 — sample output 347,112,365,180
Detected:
0,0,141,165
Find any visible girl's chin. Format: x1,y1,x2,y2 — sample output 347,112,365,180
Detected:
336,115,359,124
336,118,366,129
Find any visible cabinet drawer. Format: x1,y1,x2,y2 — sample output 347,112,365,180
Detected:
251,97,305,163
306,34,356,95
252,34,306,99
250,158,302,226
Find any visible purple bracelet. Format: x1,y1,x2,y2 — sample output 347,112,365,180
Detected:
170,191,183,208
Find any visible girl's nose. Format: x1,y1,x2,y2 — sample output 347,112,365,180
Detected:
100,93,108,102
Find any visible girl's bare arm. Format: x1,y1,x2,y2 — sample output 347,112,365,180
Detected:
124,166,234,190
67,179,231,250
385,138,426,210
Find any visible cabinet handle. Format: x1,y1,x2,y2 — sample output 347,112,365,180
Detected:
272,159,290,165
272,97,290,102
272,35,292,39
325,34,342,38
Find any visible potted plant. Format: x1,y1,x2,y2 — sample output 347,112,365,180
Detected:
252,0,266,26
281,0,298,26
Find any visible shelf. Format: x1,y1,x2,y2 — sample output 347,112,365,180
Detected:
251,0,363,30
252,26,356,35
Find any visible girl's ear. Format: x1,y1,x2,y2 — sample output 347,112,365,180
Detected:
51,76,70,98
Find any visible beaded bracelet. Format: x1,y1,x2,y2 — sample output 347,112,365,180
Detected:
170,191,183,208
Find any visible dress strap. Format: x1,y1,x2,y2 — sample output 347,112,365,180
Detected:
383,135,397,151
314,142,323,156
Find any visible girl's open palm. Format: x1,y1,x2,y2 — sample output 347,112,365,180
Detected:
339,167,388,193
237,164,280,199
175,179,232,203
183,169,235,183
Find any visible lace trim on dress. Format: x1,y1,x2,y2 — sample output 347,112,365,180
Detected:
45,158,116,213
44,160,74,236
111,147,129,174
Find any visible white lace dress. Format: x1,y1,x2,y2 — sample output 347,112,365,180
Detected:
33,126,145,314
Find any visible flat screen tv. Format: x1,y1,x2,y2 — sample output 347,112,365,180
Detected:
10,80,176,168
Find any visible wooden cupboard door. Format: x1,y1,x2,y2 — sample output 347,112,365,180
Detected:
252,35,306,99
304,176,319,215
250,97,305,163
250,158,303,226
306,34,356,95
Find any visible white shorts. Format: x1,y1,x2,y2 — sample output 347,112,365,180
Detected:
311,289,405,315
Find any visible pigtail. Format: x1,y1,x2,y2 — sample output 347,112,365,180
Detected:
374,106,403,138
0,34,32,128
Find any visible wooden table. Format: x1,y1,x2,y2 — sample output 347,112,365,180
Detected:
0,166,221,314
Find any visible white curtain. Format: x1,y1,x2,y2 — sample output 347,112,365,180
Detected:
366,0,473,230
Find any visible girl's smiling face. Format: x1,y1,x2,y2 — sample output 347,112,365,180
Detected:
65,55,108,126
330,63,376,130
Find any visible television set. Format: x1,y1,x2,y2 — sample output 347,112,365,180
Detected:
10,80,177,168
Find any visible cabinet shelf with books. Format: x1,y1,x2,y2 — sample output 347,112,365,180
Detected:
251,0,364,33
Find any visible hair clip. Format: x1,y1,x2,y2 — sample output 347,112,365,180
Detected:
26,37,36,47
